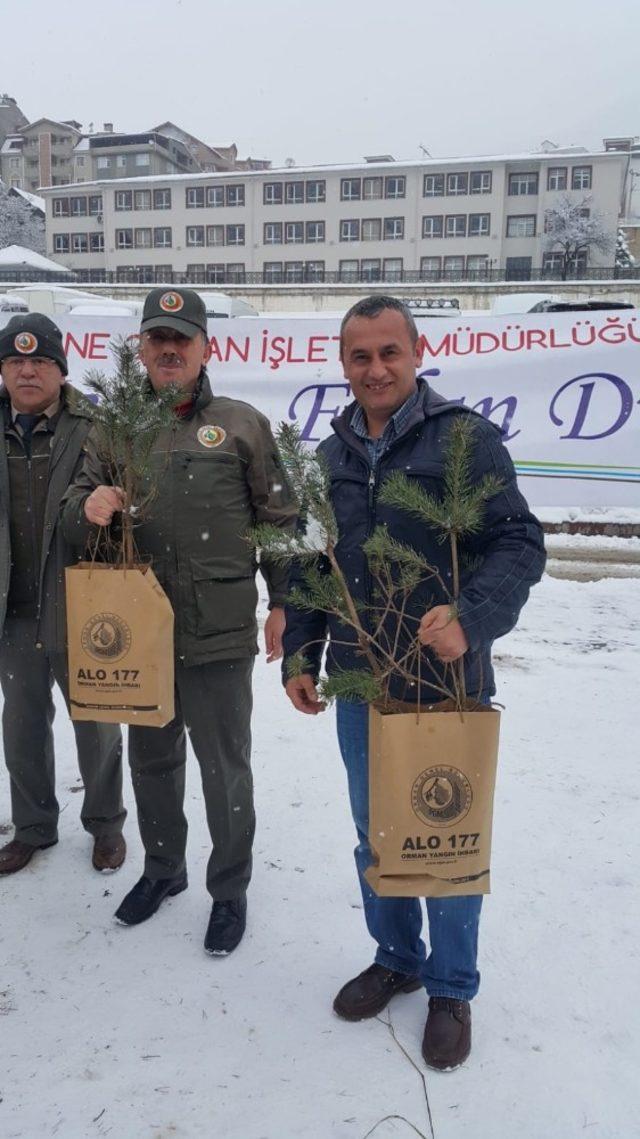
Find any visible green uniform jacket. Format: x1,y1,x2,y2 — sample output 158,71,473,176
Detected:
0,382,94,653
60,370,297,666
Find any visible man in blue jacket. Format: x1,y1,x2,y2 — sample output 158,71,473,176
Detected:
283,295,545,1071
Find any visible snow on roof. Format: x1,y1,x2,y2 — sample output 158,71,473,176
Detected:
0,245,72,273
11,187,45,212
1,135,23,154
35,147,623,193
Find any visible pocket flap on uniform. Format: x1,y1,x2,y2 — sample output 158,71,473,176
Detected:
190,555,253,582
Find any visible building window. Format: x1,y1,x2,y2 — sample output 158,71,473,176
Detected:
264,222,283,245
154,264,173,280
340,219,360,242
186,187,205,208
385,176,406,199
263,261,283,282
71,233,88,253
70,196,87,216
226,224,245,246
134,228,152,248
226,184,245,207
115,190,133,211
305,260,325,281
116,156,127,169
339,259,359,281
207,186,225,207
383,257,403,281
96,157,110,170
423,173,445,197
153,188,171,209
285,181,304,205
341,178,361,201
422,215,443,238
206,264,226,283
305,220,325,243
53,233,70,253
572,165,592,190
186,263,205,282
445,214,466,238
362,218,382,242
153,227,172,248
467,255,489,279
542,251,564,276
90,232,105,253
285,261,304,282
384,216,404,240
115,229,133,249
468,213,490,236
443,256,465,278
88,195,103,216
470,170,492,195
306,180,326,203
420,256,441,279
134,190,152,210
285,221,304,244
508,172,539,195
363,176,383,201
361,258,381,282
206,224,225,247
186,225,205,247
547,167,567,191
226,263,245,282
52,198,70,217
135,153,150,167
506,214,536,237
264,182,283,205
447,172,468,196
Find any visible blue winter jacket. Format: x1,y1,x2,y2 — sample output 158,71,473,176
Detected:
282,380,546,702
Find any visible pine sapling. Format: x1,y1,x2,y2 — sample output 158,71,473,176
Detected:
83,337,181,568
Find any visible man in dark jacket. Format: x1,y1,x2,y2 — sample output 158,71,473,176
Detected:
284,295,546,1070
62,288,297,954
0,314,126,876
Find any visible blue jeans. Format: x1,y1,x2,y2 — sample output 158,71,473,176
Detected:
336,699,483,1001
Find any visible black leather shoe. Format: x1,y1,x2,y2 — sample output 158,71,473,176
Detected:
204,896,247,955
114,872,187,926
333,963,423,1021
421,997,471,1071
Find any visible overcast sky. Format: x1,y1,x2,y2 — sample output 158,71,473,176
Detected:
3,0,639,168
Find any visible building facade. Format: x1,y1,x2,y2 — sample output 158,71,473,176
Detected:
1,119,83,192
39,148,627,283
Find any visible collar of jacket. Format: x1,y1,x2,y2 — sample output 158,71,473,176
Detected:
330,378,464,455
0,380,92,424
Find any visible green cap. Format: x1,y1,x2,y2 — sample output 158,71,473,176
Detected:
140,287,207,338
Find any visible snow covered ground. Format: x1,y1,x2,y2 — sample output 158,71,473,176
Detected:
1,572,638,1139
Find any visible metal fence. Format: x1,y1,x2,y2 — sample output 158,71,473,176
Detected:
1,266,640,287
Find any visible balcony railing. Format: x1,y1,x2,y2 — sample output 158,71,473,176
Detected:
0,266,639,286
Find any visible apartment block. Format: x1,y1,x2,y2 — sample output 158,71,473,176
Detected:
39,148,626,283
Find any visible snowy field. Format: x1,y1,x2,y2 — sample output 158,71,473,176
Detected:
1,572,638,1139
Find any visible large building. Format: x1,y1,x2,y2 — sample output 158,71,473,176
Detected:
1,110,270,196
38,146,627,284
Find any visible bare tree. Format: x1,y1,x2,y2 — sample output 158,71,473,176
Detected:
543,193,613,280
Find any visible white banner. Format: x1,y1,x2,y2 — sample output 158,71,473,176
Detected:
45,311,640,508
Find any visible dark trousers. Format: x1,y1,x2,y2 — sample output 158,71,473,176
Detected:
0,617,126,847
128,657,254,899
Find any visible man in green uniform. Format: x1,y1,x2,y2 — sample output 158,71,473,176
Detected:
62,288,296,954
0,314,126,875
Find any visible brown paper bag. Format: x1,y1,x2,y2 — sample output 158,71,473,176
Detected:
364,703,500,898
66,562,174,727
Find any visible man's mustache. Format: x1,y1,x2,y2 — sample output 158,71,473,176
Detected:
157,353,182,366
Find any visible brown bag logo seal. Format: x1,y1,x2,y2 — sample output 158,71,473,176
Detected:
411,766,473,827
81,613,132,662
